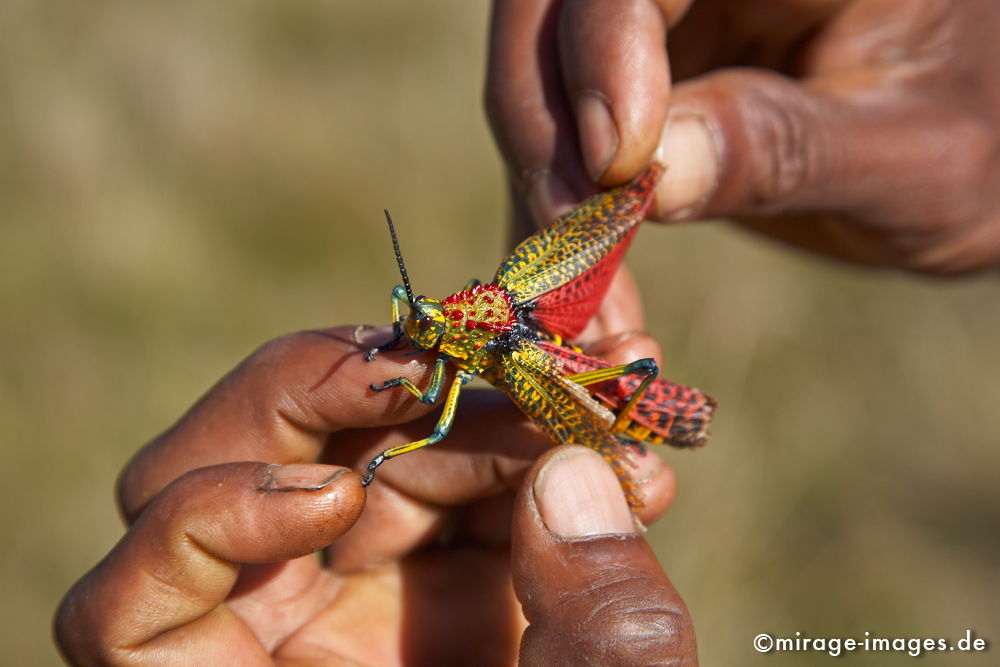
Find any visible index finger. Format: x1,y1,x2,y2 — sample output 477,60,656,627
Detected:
556,0,675,183
485,0,686,226
118,326,444,519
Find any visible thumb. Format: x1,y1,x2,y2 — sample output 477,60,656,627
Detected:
512,446,696,665
654,67,929,224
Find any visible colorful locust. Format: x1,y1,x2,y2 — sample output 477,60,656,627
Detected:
363,163,715,506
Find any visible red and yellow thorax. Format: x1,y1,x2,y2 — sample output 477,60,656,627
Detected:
438,283,516,362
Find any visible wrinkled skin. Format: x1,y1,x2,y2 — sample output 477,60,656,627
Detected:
487,0,1000,274
54,326,697,666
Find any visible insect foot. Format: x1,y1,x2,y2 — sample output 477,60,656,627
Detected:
360,454,385,487
370,380,395,392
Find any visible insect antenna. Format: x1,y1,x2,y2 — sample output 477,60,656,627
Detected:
384,209,415,303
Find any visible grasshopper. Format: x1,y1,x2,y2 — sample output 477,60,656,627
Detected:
364,163,715,506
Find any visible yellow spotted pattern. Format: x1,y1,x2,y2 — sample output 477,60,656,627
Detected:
495,163,664,303
481,339,641,507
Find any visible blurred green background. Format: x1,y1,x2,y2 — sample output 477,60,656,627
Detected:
3,1,998,665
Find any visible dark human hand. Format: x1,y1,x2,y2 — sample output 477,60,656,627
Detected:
55,326,696,665
487,0,1000,273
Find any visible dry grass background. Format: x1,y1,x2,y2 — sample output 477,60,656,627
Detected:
2,2,998,665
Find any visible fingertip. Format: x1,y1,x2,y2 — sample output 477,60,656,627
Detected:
172,463,365,561
125,462,362,572
598,90,671,186
654,110,721,219
256,464,368,544
533,446,638,540
631,452,676,525
559,0,671,184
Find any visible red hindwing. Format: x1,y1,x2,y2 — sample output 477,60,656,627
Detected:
495,163,664,339
537,340,716,448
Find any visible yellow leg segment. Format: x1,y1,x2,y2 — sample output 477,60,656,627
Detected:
362,370,473,485
565,358,658,433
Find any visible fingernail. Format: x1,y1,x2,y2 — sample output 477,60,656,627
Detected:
576,91,618,181
534,447,638,539
655,111,720,220
525,169,577,226
354,325,394,347
258,464,347,492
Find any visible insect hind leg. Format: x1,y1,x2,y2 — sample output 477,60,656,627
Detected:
564,358,659,433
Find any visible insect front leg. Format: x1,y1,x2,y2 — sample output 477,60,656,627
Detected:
365,285,410,361
370,354,448,405
362,370,475,486
564,358,659,433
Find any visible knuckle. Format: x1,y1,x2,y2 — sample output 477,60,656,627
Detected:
736,80,826,208
699,71,832,211
530,561,695,663
580,569,691,643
